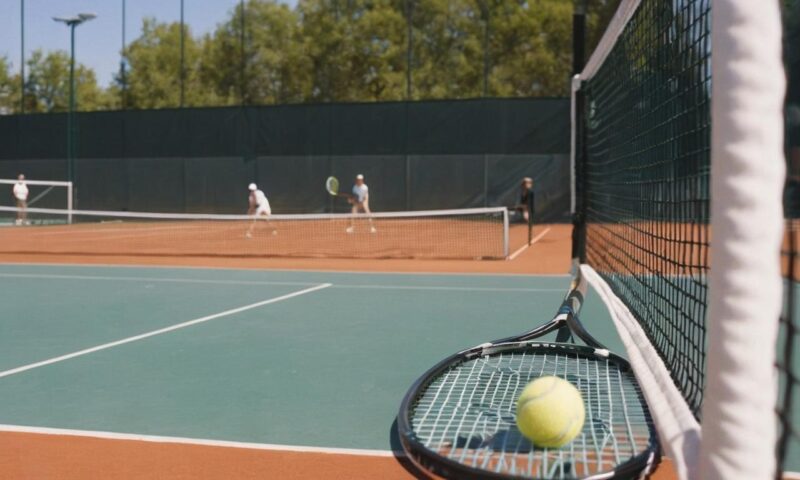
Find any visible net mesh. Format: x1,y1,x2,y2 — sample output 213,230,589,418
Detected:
778,0,800,471
0,206,517,260
779,217,799,476
576,0,711,418
407,345,655,479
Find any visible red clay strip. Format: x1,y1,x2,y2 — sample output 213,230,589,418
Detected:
0,431,419,480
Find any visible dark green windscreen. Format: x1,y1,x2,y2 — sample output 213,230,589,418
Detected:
0,98,570,220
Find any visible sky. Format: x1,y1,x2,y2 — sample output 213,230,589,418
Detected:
0,0,298,87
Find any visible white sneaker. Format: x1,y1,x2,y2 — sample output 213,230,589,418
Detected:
370,227,377,234
245,231,253,239
346,226,354,234
271,230,278,236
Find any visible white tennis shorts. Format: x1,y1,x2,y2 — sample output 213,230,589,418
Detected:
255,204,271,216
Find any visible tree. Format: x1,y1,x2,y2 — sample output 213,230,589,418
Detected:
484,0,574,97
121,18,214,108
23,49,108,113
0,56,20,114
405,0,483,99
2,0,629,112
201,0,311,105
298,0,406,102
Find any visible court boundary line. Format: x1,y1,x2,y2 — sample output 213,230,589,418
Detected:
0,273,318,287
0,283,332,380
507,227,552,261
0,261,572,277
0,272,563,292
330,284,562,292
0,424,400,457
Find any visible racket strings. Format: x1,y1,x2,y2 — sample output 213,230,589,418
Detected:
409,349,654,479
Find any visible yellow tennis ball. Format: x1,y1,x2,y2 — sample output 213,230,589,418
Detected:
515,376,585,448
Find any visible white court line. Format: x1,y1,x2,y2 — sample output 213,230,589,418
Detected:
0,261,572,277
0,424,399,457
507,227,552,261
0,272,317,287
0,283,332,380
330,284,562,293
0,273,562,292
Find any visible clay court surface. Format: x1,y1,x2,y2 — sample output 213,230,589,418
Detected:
0,215,532,260
0,224,679,479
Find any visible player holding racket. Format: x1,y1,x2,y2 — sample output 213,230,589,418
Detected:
346,174,376,234
246,183,276,237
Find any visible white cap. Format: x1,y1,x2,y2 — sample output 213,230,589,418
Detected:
248,183,257,191
356,174,364,180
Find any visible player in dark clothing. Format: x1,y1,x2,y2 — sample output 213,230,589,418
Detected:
517,177,534,223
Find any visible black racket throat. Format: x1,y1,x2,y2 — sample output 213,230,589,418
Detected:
493,269,605,351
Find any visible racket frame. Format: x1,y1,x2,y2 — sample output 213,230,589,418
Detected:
326,176,354,199
397,272,660,480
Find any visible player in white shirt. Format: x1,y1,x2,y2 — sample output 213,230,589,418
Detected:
12,174,29,226
346,174,376,234
246,183,276,237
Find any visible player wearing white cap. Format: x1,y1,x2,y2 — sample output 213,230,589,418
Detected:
347,174,376,234
246,183,276,237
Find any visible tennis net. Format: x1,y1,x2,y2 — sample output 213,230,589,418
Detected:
575,0,711,418
778,0,800,468
0,205,513,260
575,0,796,477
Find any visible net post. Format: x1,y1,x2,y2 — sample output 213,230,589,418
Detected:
526,184,534,245
67,181,73,224
502,207,509,258
570,74,586,263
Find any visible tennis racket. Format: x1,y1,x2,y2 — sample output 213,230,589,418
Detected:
325,176,353,199
397,268,659,479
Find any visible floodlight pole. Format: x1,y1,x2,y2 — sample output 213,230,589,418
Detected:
405,0,413,100
478,0,490,97
20,0,25,113
180,0,185,107
573,0,587,75
54,13,96,201
68,22,76,185
121,0,127,108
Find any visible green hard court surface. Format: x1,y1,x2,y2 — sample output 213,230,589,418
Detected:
0,263,627,452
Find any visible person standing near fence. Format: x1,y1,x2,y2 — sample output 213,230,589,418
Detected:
13,174,28,226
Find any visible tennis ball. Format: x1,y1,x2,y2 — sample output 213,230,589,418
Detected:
515,376,585,448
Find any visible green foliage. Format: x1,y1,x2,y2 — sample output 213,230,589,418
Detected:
0,56,20,114
2,0,625,112
121,18,213,108
488,0,574,97
201,0,310,105
299,0,406,101
408,0,483,99
23,50,109,113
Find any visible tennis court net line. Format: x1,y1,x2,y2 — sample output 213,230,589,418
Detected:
0,205,513,260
